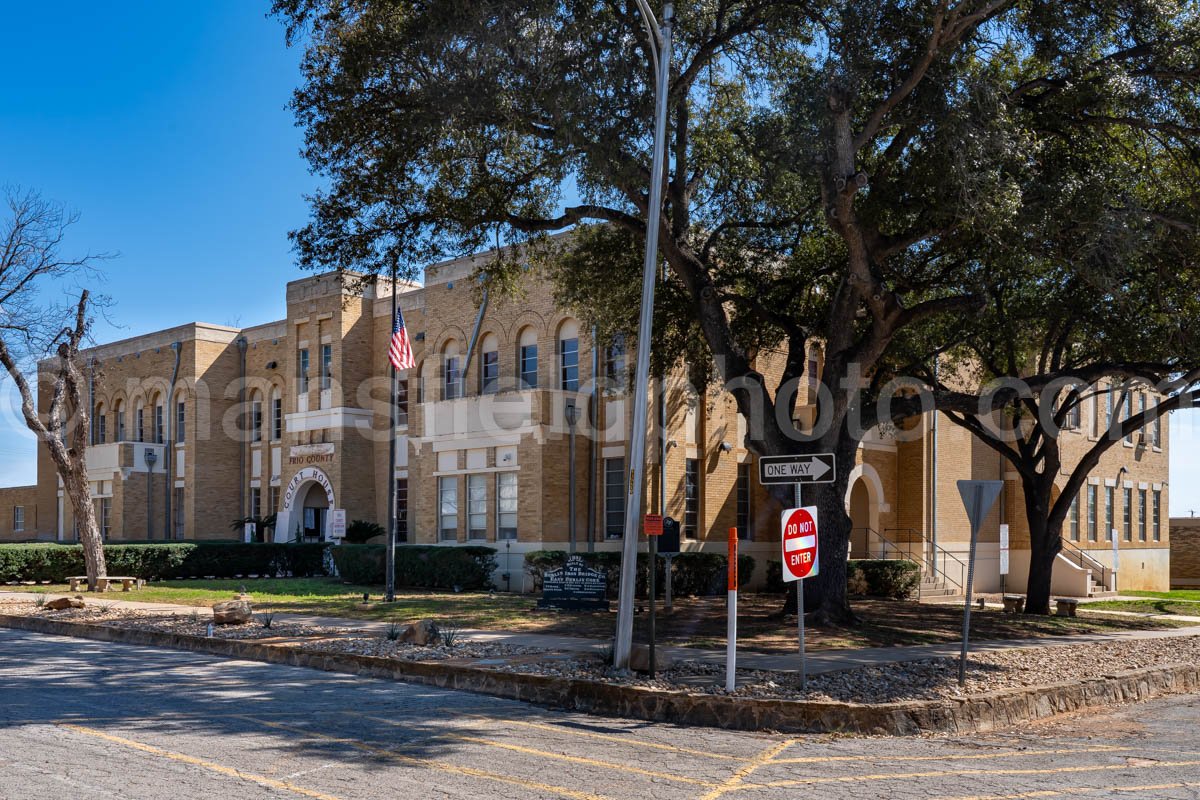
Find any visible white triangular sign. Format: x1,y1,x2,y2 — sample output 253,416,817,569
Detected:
956,480,1004,534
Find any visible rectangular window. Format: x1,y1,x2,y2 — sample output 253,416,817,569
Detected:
269,486,280,516
154,404,164,445
13,506,24,532
396,378,409,426
520,344,538,389
1065,399,1081,431
176,401,186,443
250,487,261,519
136,407,145,443
1153,404,1162,447
1091,391,1099,437
736,463,751,539
298,348,310,393
1105,486,1114,541
439,476,458,541
271,396,282,440
1124,391,1135,443
320,344,333,390
559,337,579,391
604,458,625,538
1153,490,1162,541
606,334,626,388
173,489,184,539
96,412,107,445
101,498,112,540
1139,489,1147,541
468,474,487,540
251,400,263,443
1123,487,1133,541
497,472,518,540
395,479,408,542
444,356,462,400
117,411,125,442
1069,495,1079,541
684,458,700,539
481,350,499,394
1105,388,1114,436
807,351,819,388
1087,484,1097,542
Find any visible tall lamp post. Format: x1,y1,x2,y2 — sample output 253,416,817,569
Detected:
614,0,674,670
145,448,158,540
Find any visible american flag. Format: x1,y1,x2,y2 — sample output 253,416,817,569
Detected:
388,305,415,370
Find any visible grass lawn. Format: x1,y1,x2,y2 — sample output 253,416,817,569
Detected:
7,577,1188,652
1086,591,1200,617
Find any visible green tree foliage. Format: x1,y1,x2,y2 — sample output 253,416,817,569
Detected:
274,0,1200,623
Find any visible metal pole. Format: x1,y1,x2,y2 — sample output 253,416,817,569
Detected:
385,269,398,603
648,533,657,677
569,410,577,553
726,526,737,692
660,377,672,611
958,487,983,686
614,1,673,670
795,482,805,691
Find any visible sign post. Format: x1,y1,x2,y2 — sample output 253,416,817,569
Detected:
726,527,738,691
644,514,662,678
781,505,819,692
999,523,1009,595
956,480,1004,686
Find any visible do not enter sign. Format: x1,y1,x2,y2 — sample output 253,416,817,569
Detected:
781,506,819,582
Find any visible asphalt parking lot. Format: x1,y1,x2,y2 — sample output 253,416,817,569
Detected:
3,627,1200,800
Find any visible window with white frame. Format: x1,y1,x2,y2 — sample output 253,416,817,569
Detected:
443,340,462,400
518,328,538,389
1153,490,1162,541
250,487,261,519
116,403,125,442
154,402,164,444
439,476,458,541
1124,390,1135,443
396,378,409,426
497,472,518,540
1105,486,1114,540
1139,489,1147,541
1069,495,1079,541
320,344,333,390
1087,484,1097,541
96,407,107,444
1124,487,1133,541
136,405,145,442
13,506,24,532
176,401,186,443
559,320,579,392
101,498,112,540
468,474,487,540
298,348,310,393
251,396,263,443
271,390,282,440
604,458,624,538
480,333,499,394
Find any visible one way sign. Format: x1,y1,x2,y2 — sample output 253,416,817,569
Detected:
758,454,836,485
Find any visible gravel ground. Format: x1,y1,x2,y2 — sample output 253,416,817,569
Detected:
296,635,548,661
495,635,1200,703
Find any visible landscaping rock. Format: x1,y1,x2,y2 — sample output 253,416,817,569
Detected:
45,596,85,610
212,600,252,625
400,619,440,646
630,644,675,672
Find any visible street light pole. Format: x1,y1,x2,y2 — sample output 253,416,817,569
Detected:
614,0,674,671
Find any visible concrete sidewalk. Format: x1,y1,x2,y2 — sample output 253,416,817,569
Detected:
5,589,1200,676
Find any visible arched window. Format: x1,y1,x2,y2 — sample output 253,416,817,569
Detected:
94,403,106,445
114,400,126,442
479,333,499,394
443,340,462,400
518,327,538,389
558,319,580,392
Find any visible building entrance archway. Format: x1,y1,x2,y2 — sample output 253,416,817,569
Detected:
275,467,335,543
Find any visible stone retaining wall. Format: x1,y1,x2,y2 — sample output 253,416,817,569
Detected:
3,613,1198,736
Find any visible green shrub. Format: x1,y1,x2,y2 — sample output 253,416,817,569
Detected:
0,542,329,583
523,551,755,599
763,558,920,599
329,544,497,590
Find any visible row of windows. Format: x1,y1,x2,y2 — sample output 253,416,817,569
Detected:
1070,485,1163,543
438,472,519,541
93,401,187,446
296,344,334,394
1062,386,1163,446
600,457,750,540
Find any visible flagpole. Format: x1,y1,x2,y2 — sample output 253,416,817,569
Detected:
385,265,399,603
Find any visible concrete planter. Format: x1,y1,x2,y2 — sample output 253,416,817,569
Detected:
2,613,1197,736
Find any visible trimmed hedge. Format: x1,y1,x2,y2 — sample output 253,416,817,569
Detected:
0,542,329,582
764,558,921,599
329,544,498,590
524,551,756,599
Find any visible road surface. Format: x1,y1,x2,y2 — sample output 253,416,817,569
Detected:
2,628,1200,799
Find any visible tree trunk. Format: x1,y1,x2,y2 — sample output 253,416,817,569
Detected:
61,463,106,589
1024,514,1059,615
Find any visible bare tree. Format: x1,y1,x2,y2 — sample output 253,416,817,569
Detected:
0,189,107,588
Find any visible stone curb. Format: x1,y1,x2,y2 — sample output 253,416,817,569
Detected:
4,613,1198,736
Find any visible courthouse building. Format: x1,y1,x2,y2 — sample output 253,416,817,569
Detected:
0,247,1172,593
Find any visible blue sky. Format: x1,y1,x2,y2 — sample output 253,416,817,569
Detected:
0,1,1196,516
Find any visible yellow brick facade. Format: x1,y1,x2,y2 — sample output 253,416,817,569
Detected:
8,250,1171,593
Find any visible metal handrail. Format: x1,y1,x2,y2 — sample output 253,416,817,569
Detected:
849,527,938,599
1059,537,1109,589
884,527,966,593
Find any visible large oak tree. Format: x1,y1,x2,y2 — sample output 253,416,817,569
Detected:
274,0,1200,623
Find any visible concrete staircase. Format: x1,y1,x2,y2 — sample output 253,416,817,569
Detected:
1086,573,1117,599
918,573,960,599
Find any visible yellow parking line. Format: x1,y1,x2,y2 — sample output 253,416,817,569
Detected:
57,723,344,800
733,758,1200,791
447,711,753,762
773,745,1128,765
698,739,796,800
932,780,1200,800
239,716,614,800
